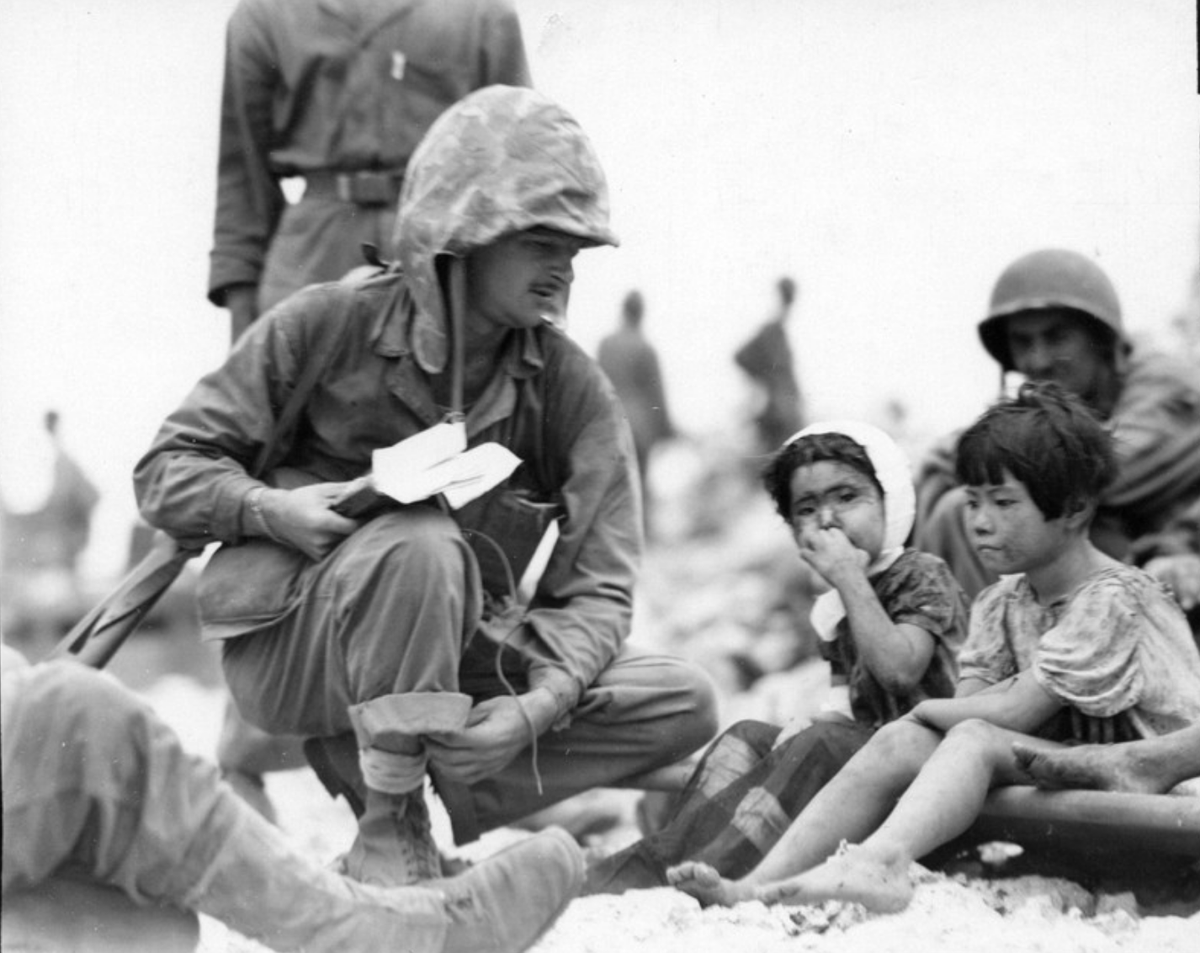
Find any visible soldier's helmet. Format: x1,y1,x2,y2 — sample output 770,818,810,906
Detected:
978,248,1128,371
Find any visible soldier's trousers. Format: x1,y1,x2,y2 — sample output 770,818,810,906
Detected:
221,507,718,842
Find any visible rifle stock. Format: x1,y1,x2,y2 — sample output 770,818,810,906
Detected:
49,531,202,669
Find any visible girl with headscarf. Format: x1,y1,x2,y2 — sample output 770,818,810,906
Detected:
584,421,968,895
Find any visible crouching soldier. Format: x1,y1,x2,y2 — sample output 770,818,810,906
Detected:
134,85,718,890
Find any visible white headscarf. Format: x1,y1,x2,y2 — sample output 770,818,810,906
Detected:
784,421,915,642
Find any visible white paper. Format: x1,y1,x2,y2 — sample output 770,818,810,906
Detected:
372,421,466,486
434,444,523,509
369,422,521,509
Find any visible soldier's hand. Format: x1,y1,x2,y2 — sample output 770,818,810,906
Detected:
424,689,557,784
261,484,359,561
226,285,259,343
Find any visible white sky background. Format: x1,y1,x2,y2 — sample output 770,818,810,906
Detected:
1,0,1197,582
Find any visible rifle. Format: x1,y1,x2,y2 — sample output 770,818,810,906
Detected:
48,531,202,668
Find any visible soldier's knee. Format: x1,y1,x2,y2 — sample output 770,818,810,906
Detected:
652,657,720,751
19,661,149,757
684,664,720,741
350,507,469,586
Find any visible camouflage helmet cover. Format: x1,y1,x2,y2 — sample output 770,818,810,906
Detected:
978,248,1127,371
393,85,619,373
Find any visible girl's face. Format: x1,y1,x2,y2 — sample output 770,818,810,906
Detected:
788,460,886,560
963,470,1069,575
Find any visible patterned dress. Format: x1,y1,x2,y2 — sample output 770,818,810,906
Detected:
959,564,1200,740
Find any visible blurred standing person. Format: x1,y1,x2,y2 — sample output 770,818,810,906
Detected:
734,276,805,455
1168,227,1200,362
0,410,99,654
206,0,532,817
597,290,676,533
211,0,532,342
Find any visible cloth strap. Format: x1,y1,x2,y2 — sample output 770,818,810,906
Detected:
359,747,428,795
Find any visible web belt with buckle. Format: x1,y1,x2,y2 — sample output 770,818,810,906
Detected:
304,169,404,207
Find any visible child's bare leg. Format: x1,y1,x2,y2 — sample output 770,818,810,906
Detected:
1014,724,1200,794
756,718,1033,913
667,719,940,907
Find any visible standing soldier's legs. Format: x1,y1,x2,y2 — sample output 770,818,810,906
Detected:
258,196,397,312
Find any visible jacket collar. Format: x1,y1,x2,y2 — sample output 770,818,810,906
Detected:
371,284,546,436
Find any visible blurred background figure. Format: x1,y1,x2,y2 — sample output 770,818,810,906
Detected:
211,0,532,341
1168,232,1200,363
733,276,805,457
597,290,676,537
0,410,99,655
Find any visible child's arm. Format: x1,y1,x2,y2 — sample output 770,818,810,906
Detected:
954,676,993,698
802,528,935,694
908,669,1062,735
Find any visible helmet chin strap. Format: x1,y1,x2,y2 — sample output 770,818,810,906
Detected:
444,256,467,426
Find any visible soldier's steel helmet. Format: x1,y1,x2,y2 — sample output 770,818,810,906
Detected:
978,248,1127,371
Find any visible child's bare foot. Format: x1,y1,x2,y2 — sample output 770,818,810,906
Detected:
1012,742,1168,795
666,862,756,907
755,845,913,913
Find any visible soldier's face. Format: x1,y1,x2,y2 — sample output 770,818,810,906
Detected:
1004,310,1111,404
464,228,586,333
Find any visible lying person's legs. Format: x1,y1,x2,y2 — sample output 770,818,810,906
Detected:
2,660,583,953
668,717,941,907
755,718,1058,913
1013,724,1200,794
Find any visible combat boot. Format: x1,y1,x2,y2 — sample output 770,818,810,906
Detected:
338,786,443,885
339,690,473,887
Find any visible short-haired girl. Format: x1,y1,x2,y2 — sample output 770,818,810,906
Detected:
669,382,1200,912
